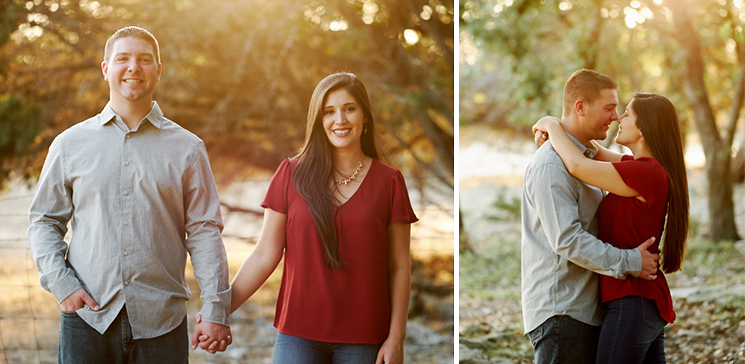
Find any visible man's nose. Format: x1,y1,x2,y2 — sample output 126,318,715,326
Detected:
127,60,140,72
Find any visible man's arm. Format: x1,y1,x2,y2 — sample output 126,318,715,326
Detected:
182,141,231,353
27,137,97,308
527,161,658,279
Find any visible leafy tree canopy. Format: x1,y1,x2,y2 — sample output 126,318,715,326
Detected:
1,0,454,191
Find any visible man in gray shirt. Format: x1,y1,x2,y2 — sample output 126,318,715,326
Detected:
28,26,231,362
521,69,660,364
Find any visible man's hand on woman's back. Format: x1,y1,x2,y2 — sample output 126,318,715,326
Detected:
636,237,660,281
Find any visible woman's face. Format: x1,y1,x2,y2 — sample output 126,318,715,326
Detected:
322,88,366,152
615,100,642,147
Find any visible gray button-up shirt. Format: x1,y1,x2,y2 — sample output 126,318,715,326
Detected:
28,102,230,339
521,134,642,334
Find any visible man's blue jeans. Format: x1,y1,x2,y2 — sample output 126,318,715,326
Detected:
596,296,667,364
272,332,382,364
528,315,600,364
59,306,188,364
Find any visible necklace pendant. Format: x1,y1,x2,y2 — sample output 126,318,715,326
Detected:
334,155,364,186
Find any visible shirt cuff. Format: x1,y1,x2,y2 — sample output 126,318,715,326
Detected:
627,248,643,277
199,286,231,327
49,273,84,304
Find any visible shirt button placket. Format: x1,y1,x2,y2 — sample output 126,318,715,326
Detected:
122,132,134,295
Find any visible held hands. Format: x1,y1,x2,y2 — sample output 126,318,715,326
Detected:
376,335,405,364
60,288,100,313
531,116,561,147
192,313,232,354
636,237,660,281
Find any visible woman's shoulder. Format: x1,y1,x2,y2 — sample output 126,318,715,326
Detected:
617,156,668,185
636,156,667,174
268,158,297,181
369,158,405,179
277,157,299,169
371,158,397,171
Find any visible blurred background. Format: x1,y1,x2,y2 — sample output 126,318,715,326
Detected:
0,0,454,362
459,0,745,363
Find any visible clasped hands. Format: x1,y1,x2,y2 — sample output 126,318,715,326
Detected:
531,115,561,147
192,312,232,354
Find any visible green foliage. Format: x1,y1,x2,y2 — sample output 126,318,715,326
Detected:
0,2,25,47
0,0,454,188
0,94,42,186
487,189,521,221
459,231,521,301
459,0,742,128
715,295,745,320
0,95,41,153
678,238,745,285
460,331,532,360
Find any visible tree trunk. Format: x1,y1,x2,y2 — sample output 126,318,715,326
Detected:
669,0,741,241
706,146,740,240
733,142,745,184
459,208,473,254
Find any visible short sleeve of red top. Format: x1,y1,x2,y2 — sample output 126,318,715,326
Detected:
597,155,675,323
260,158,419,344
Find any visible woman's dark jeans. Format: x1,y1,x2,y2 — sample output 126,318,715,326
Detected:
596,296,667,364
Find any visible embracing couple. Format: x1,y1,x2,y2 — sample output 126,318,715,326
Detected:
521,69,690,364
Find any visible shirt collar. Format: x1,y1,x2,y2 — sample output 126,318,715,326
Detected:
565,132,598,159
99,101,166,129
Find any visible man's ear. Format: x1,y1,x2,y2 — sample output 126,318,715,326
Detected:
574,99,586,117
101,61,108,81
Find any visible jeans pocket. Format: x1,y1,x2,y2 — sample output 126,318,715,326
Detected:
528,324,544,346
61,310,78,317
641,298,663,330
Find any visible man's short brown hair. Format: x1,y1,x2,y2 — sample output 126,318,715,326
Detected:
562,69,617,117
104,26,160,64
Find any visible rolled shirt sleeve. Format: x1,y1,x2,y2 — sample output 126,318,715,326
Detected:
182,140,231,326
27,136,84,303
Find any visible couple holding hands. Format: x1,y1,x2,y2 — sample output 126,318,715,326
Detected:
27,26,417,364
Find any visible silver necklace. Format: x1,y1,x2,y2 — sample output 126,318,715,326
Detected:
334,155,364,185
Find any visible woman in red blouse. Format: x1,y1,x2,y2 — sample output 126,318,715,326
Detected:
532,93,689,363
200,73,418,363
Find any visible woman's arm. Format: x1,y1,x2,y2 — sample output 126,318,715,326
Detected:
376,221,412,364
534,117,624,163
197,208,286,350
229,208,287,313
533,117,640,198
589,140,624,163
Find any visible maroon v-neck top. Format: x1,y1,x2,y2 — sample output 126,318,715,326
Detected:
598,155,675,323
261,158,419,343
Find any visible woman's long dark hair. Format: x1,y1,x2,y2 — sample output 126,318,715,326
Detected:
293,73,380,269
631,92,689,273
